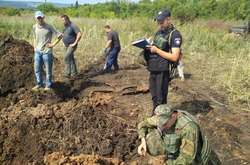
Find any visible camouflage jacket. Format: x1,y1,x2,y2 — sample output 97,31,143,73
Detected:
138,112,205,165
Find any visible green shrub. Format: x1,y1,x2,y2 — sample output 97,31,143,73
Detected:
37,3,58,13
1,0,250,20
0,8,21,16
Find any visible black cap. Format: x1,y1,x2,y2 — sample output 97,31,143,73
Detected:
155,10,171,22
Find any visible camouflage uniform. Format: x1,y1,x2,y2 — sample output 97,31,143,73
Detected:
138,105,221,165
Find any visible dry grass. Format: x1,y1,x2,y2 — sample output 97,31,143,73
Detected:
0,15,249,108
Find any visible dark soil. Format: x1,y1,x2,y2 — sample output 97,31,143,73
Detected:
0,104,138,164
0,33,34,97
0,35,249,165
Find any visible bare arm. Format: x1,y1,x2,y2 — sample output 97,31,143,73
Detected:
33,38,36,51
75,32,82,44
105,40,112,49
70,32,82,47
148,30,182,62
32,25,36,51
46,25,63,48
46,35,62,48
148,46,181,62
51,36,62,47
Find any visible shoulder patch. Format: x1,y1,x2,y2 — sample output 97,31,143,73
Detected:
174,38,181,46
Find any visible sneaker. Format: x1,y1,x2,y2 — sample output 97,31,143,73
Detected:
44,87,52,91
32,85,42,92
102,68,112,74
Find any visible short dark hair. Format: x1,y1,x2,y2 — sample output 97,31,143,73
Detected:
104,25,111,29
60,14,70,21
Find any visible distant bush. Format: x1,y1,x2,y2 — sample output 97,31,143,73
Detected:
1,0,249,20
37,3,58,13
57,0,250,20
174,3,198,23
0,8,21,16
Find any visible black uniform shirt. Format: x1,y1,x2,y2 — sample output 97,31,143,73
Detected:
170,30,182,49
146,28,182,72
155,29,182,52
107,30,121,49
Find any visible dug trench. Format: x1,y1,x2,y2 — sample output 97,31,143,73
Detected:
0,35,249,165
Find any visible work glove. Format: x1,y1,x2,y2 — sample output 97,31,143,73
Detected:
138,137,147,156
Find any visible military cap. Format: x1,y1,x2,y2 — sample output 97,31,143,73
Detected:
155,9,171,22
154,104,174,116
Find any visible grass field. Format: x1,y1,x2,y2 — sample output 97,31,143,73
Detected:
0,15,249,109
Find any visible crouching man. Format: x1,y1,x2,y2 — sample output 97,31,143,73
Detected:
137,104,221,165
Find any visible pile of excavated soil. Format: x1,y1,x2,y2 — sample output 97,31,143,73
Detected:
0,34,249,165
0,33,34,96
0,102,138,165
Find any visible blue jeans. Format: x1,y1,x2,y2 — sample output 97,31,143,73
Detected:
104,47,120,71
34,51,53,88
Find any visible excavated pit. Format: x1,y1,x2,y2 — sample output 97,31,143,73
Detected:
0,35,249,165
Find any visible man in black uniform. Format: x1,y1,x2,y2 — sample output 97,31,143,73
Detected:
145,9,182,114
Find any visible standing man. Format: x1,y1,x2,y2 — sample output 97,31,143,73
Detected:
32,11,62,91
60,15,82,79
145,9,182,114
137,104,221,165
103,25,121,72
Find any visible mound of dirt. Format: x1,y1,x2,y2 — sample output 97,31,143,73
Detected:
0,103,138,165
0,33,34,96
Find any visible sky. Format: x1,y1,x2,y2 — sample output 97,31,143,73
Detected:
1,0,137,4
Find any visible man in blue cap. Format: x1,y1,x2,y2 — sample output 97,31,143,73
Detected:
32,11,62,91
144,9,183,114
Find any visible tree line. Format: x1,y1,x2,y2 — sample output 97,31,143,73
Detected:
0,0,249,20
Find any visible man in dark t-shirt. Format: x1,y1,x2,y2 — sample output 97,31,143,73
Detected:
60,14,82,78
103,25,121,72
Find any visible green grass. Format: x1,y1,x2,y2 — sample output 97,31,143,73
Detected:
181,20,250,107
0,15,249,108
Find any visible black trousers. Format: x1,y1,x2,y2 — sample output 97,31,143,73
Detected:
149,71,170,112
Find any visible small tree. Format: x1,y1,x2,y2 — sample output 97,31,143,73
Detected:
37,3,58,13
75,0,79,9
